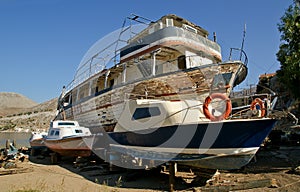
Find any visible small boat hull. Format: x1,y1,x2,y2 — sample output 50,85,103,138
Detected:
29,132,48,153
89,118,276,169
44,136,91,157
29,139,47,150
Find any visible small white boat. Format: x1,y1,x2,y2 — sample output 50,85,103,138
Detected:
29,131,48,155
44,120,92,157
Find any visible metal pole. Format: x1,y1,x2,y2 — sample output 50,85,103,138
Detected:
152,52,156,76
240,24,246,60
152,49,161,76
104,70,110,88
122,64,126,83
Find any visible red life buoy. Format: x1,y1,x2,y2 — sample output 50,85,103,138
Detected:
250,98,266,117
203,93,232,121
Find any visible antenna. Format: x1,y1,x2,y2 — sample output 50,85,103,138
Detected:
240,23,246,60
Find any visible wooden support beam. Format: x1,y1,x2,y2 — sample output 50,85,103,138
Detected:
50,153,58,164
169,161,175,192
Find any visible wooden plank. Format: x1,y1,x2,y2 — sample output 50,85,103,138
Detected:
0,167,31,176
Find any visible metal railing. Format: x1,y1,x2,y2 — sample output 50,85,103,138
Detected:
64,15,153,93
228,48,248,66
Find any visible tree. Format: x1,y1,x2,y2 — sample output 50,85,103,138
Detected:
276,1,300,99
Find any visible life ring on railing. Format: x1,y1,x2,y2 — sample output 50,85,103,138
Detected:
203,93,232,121
250,98,266,117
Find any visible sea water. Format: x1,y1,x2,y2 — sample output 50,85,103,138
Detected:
0,132,32,148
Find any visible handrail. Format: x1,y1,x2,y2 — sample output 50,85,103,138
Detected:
228,48,248,66
64,15,151,93
65,52,239,94
64,18,248,94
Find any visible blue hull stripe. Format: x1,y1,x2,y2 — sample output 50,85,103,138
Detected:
108,119,276,149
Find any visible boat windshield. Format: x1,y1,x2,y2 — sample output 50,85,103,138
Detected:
58,122,75,126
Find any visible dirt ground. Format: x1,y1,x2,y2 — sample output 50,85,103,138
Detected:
1,145,300,192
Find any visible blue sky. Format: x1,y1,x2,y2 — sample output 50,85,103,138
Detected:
0,0,294,103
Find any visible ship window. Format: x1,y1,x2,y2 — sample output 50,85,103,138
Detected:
109,79,114,87
63,93,71,106
132,107,161,120
90,79,98,95
166,18,173,27
183,24,197,34
178,55,186,69
50,130,55,136
72,89,78,103
55,131,60,136
58,122,75,126
78,83,89,100
211,73,232,89
75,130,83,133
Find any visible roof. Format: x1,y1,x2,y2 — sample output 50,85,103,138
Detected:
259,73,276,79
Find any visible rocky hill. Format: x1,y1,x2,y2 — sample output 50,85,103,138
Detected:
0,92,38,117
0,92,37,108
0,92,57,132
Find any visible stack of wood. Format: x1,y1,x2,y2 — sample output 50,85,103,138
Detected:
0,140,30,175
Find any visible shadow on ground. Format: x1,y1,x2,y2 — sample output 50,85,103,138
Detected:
28,145,300,191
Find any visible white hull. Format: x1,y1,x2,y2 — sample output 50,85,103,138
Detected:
110,144,258,169
44,136,91,157
44,120,92,157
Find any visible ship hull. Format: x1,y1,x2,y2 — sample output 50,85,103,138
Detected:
29,139,47,149
56,62,247,133
89,118,276,169
29,133,48,152
44,136,91,157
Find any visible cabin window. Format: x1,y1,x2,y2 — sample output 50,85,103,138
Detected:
50,130,55,136
211,73,233,89
63,93,71,106
90,79,98,95
58,122,75,126
178,55,186,70
148,25,155,34
166,18,173,27
232,101,238,108
132,107,161,120
95,76,105,93
183,24,197,34
55,131,60,136
110,79,114,87
75,130,83,133
78,83,90,100
72,89,78,103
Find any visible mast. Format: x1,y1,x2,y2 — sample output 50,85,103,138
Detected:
240,24,246,60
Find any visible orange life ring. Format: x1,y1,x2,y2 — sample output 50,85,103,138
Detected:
250,98,266,117
203,93,232,121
